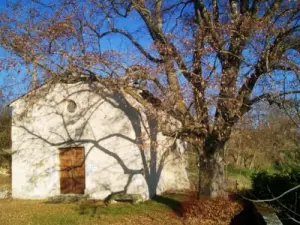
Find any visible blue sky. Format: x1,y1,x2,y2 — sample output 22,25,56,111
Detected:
0,1,18,101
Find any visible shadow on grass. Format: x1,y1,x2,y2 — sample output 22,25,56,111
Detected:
74,203,98,217
152,194,182,216
69,194,184,218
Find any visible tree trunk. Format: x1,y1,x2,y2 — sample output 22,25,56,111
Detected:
197,150,225,198
236,152,241,168
249,150,257,169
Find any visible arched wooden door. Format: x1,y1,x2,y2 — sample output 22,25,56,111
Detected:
59,147,85,194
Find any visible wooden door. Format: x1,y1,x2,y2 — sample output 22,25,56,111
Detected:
59,147,85,194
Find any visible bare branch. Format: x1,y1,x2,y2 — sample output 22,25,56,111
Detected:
250,91,300,105
87,25,163,63
242,184,300,203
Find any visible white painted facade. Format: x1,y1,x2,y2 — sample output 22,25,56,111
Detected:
10,82,189,200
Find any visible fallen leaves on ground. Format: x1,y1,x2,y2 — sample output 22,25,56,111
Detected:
180,196,243,225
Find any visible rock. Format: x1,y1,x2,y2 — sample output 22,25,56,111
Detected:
257,205,283,225
105,193,143,205
47,195,64,203
47,194,88,203
131,194,143,204
64,195,81,203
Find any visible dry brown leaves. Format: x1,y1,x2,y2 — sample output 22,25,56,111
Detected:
180,196,243,225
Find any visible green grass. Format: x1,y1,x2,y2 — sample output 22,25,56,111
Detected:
75,193,184,217
226,166,256,177
76,200,166,216
225,166,254,190
0,194,185,225
0,193,242,225
31,212,80,225
225,165,280,191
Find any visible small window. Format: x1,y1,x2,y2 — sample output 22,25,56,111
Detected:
67,100,77,113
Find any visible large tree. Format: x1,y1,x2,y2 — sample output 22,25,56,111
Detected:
0,0,299,197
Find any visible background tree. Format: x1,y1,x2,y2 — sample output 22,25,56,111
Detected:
225,103,300,170
0,0,299,197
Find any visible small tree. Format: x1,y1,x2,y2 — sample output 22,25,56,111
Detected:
0,0,299,197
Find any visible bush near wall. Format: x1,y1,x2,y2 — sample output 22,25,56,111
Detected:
0,114,11,149
251,170,300,224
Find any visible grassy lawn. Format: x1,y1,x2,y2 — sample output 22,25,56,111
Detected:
0,193,243,225
0,152,246,225
0,197,183,225
225,167,254,190
0,166,242,225
225,165,279,191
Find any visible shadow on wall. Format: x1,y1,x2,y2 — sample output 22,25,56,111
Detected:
11,82,186,200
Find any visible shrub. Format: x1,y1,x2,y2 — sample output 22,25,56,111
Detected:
251,170,300,224
279,150,300,172
0,107,11,149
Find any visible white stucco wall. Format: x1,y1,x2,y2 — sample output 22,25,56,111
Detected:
10,82,189,200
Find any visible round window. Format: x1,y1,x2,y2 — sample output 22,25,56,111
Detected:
67,100,77,113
